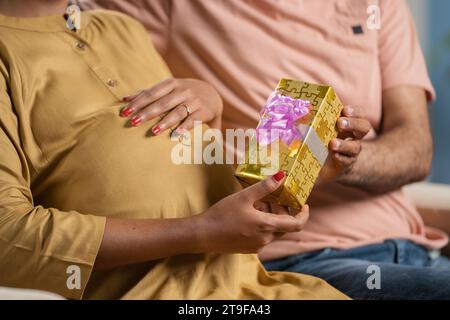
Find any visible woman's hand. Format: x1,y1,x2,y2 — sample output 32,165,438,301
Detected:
193,172,310,254
95,172,308,270
120,78,223,135
320,105,373,182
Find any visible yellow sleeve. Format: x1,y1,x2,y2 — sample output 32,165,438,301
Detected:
0,63,106,300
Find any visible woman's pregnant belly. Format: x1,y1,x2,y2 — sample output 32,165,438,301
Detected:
32,110,239,219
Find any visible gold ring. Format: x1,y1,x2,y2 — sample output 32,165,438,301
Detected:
182,104,191,117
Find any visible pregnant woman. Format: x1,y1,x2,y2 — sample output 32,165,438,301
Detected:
0,0,347,299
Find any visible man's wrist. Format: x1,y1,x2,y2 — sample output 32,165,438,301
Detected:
336,141,371,187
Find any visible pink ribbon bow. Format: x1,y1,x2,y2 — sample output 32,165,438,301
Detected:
256,92,310,146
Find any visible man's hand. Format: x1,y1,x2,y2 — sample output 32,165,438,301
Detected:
319,105,372,182
338,86,433,193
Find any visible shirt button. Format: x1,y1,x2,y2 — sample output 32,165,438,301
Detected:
107,79,117,87
75,42,86,51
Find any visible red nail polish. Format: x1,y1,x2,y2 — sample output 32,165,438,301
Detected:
152,126,161,135
273,171,285,182
130,116,142,127
121,107,133,117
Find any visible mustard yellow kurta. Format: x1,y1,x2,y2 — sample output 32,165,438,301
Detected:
0,9,347,300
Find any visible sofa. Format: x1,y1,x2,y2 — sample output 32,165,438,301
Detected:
404,182,450,256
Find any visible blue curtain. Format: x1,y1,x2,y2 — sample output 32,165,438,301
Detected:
427,0,450,183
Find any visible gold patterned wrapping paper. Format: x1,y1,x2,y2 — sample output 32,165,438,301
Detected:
235,79,344,208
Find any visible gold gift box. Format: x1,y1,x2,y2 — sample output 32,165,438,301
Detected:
235,79,343,208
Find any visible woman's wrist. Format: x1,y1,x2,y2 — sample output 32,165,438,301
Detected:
95,215,211,270
182,214,211,254
203,81,223,129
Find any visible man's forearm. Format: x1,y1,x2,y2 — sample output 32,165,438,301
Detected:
339,123,432,194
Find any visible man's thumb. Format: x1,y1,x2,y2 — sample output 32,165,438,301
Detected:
243,171,285,202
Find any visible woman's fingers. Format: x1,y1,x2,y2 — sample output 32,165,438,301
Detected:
120,78,223,134
254,201,271,212
152,104,193,134
270,204,290,216
129,92,187,127
295,205,310,225
331,138,362,157
241,171,285,203
265,213,304,233
122,90,144,103
178,111,204,132
121,78,176,117
120,91,145,117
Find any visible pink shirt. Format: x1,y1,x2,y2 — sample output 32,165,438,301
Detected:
79,0,449,259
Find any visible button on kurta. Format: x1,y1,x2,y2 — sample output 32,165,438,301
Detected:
76,42,86,51
107,79,117,87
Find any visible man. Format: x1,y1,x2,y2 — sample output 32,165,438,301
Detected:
80,0,450,299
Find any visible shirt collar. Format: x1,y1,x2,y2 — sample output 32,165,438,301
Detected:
0,11,90,32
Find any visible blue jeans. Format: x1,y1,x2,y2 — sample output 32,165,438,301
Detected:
263,240,450,300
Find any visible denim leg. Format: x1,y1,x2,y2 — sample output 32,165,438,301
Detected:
393,239,434,266
282,258,450,299
263,240,450,300
395,240,450,269
427,255,450,269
